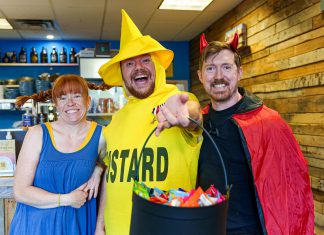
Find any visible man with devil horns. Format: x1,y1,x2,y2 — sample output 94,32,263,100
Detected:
197,34,314,235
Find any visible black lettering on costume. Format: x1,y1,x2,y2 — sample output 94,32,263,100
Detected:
119,149,130,182
127,149,139,182
109,150,118,183
156,147,168,181
106,147,170,183
106,151,111,182
142,148,154,181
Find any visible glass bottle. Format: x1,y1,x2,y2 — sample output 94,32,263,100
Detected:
60,47,67,63
69,47,77,63
19,47,27,63
40,47,48,63
2,53,10,63
12,51,17,63
50,46,58,63
30,47,38,63
22,108,34,127
47,105,57,122
38,112,46,124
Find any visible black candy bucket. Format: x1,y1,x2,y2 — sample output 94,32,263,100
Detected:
130,117,230,235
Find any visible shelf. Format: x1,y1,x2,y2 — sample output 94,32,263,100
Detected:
0,99,16,103
0,63,78,67
0,128,24,132
0,99,33,110
3,85,19,88
0,99,40,103
0,99,33,104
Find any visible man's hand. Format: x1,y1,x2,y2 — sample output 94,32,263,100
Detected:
155,93,201,136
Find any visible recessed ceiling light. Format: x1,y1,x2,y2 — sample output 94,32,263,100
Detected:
159,0,213,11
46,34,54,39
0,18,13,29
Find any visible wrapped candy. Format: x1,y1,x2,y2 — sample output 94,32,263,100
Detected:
133,180,226,208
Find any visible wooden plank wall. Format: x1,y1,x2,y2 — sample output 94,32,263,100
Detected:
189,0,324,233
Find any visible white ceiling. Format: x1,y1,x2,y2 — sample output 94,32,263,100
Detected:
0,0,242,41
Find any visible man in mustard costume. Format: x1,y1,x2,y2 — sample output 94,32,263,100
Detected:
95,9,203,235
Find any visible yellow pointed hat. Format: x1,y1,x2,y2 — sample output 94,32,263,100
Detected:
98,9,174,86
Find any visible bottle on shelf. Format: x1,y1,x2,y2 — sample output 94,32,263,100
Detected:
69,47,77,64
39,105,48,123
50,46,58,63
19,47,27,63
60,47,67,63
47,105,57,122
38,112,46,124
30,47,38,63
40,47,48,63
33,114,38,126
22,108,34,127
12,51,17,63
2,53,10,63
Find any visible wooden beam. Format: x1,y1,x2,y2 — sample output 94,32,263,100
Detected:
310,175,324,192
305,156,324,169
250,72,324,93
315,200,324,214
290,124,324,136
315,211,324,227
281,113,324,124
308,166,324,179
300,133,324,151
263,95,324,114
257,86,324,100
278,61,324,80
300,145,324,159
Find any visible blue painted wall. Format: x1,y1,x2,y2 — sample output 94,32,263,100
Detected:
0,110,25,128
0,39,189,129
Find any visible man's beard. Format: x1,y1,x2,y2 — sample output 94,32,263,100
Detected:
124,69,155,99
209,79,237,102
125,82,155,99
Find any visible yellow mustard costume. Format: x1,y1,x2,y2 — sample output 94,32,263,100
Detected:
99,9,202,235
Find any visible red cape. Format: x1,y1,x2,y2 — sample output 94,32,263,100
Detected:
233,105,314,235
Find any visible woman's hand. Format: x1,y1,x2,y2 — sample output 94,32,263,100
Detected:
63,182,88,208
84,165,104,200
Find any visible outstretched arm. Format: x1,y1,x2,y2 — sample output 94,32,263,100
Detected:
155,93,202,136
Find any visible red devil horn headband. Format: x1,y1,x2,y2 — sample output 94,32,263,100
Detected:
230,33,239,50
200,33,209,53
200,33,239,54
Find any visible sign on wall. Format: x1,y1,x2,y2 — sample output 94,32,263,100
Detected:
225,24,247,49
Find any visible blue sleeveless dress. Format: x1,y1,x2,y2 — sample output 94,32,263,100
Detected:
9,122,102,235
